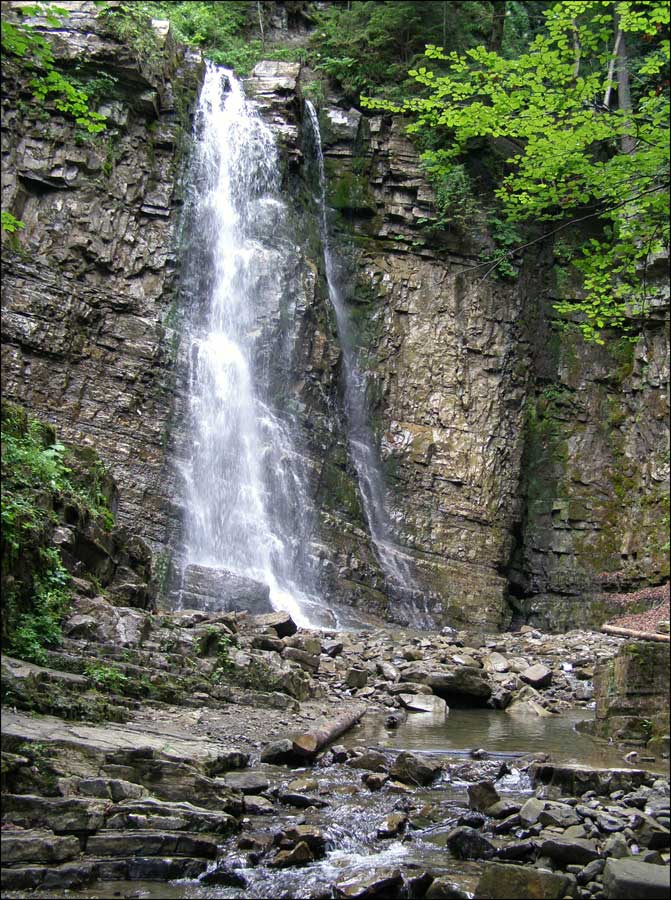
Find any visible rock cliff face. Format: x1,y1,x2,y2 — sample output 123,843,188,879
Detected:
1,6,668,631
1,1,202,551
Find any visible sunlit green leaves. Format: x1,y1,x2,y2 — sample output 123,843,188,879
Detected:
364,0,669,342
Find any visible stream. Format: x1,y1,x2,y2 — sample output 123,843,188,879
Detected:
32,706,668,900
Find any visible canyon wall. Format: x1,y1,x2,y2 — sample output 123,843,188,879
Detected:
1,4,668,631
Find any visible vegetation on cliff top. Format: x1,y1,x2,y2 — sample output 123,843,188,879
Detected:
362,1,669,343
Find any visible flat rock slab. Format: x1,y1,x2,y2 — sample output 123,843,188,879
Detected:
85,830,218,859
1,709,239,769
529,762,654,796
0,829,80,865
603,858,670,899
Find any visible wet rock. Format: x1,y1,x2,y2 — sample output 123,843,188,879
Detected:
474,861,573,899
269,838,314,868
539,836,600,865
457,811,486,828
507,686,553,718
633,812,670,849
0,860,99,892
486,800,520,819
424,878,469,899
362,772,389,791
390,751,442,786
199,863,248,887
519,797,546,826
520,664,553,688
279,825,327,858
602,857,670,899
468,780,500,812
243,795,274,814
377,811,407,838
398,694,448,717
335,869,404,898
445,826,495,860
277,790,328,809
529,763,654,797
346,751,388,772
322,639,344,658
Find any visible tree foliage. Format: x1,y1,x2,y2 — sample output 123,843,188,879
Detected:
1,2,107,134
363,1,670,343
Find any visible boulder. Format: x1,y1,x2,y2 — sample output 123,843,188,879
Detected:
222,772,269,795
390,752,442,786
445,826,495,860
483,652,510,674
260,739,295,764
427,668,492,702
377,811,407,838
602,858,670,899
179,564,272,614
252,611,297,637
345,751,388,772
269,840,313,868
520,664,553,688
398,694,448,717
468,781,500,813
539,836,600,865
346,668,368,689
425,878,470,899
474,862,573,899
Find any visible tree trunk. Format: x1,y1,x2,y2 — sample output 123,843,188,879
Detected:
615,15,635,153
489,1,506,53
602,625,669,643
291,705,367,759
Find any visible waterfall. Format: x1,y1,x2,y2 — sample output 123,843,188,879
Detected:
305,101,416,597
178,64,322,628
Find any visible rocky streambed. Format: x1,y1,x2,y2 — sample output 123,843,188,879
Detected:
2,599,670,899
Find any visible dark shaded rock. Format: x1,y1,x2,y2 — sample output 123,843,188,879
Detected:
363,772,390,791
427,668,492,703
346,668,368,689
539,836,600,865
261,739,295,764
445,826,495,860
199,863,248,887
277,790,328,809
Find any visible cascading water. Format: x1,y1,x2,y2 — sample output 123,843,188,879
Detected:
305,102,418,601
178,63,322,628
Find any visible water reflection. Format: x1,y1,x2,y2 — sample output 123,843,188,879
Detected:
343,707,670,773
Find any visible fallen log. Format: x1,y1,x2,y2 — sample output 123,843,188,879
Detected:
291,705,366,760
601,625,670,643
